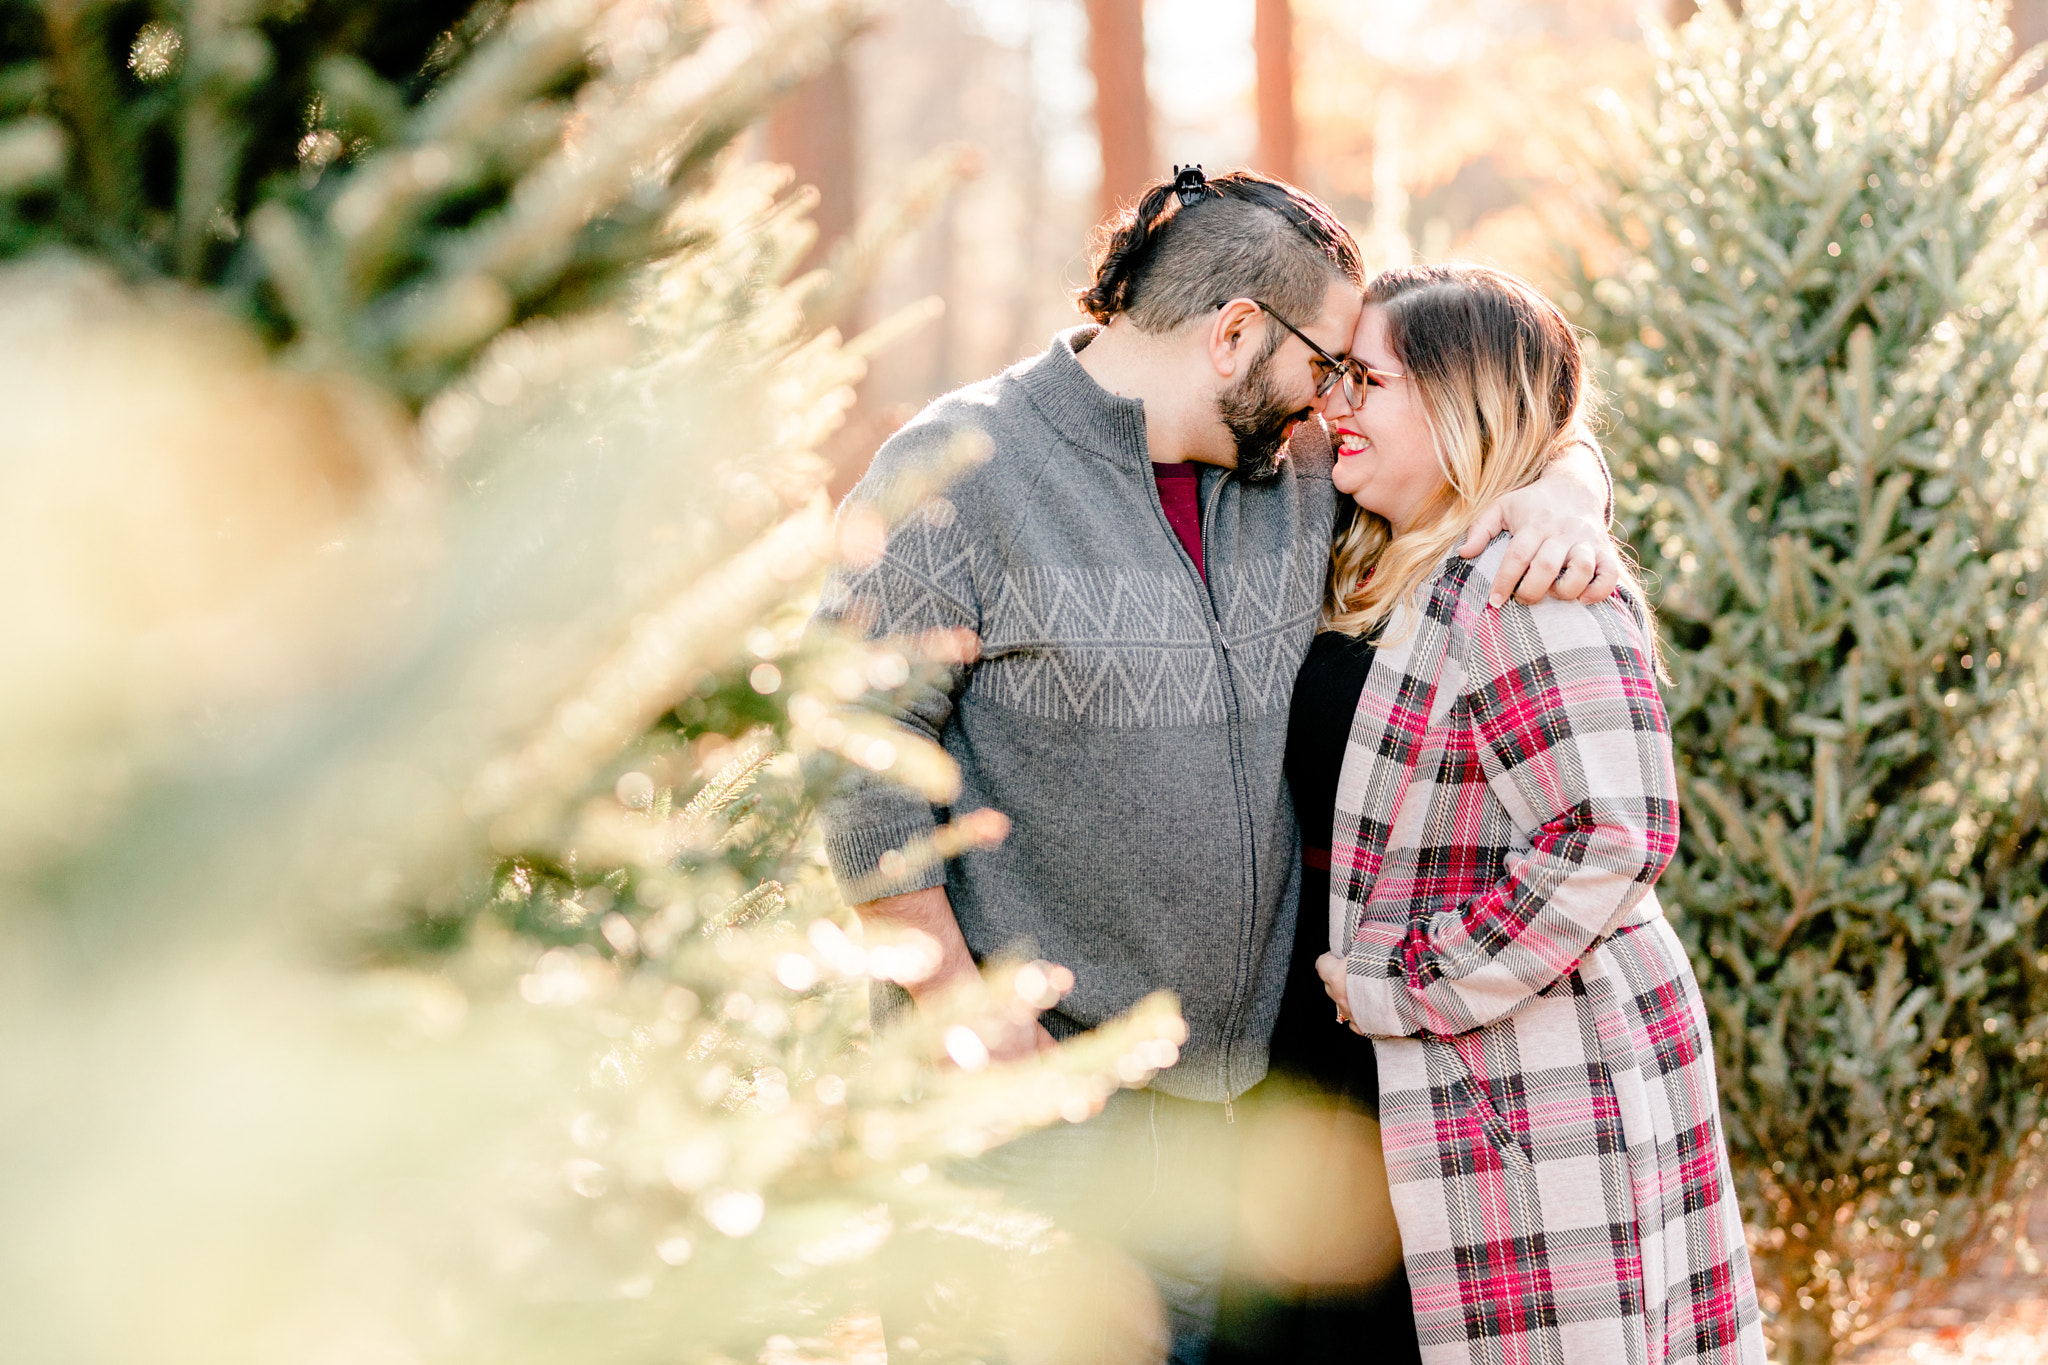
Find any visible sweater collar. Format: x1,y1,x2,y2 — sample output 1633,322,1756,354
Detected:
1014,325,1153,470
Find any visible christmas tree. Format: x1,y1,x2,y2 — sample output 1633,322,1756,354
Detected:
1571,3,2048,1360
0,3,1184,1362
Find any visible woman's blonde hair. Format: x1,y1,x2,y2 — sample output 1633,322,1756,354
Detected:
1325,263,1602,639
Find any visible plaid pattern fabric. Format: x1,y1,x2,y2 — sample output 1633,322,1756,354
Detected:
1331,540,1765,1365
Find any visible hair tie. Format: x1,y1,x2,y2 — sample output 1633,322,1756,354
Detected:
1171,164,1210,208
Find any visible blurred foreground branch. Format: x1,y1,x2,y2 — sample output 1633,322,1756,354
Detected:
0,4,1188,1362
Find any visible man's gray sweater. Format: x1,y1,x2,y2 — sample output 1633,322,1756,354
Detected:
817,326,1336,1102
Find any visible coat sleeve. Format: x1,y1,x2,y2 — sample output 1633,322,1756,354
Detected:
813,417,986,901
1349,586,1678,1037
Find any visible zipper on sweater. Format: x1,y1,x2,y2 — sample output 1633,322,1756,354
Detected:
1196,470,1261,1116
1141,466,1260,1114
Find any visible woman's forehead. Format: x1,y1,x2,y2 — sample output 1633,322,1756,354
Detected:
1350,304,1395,359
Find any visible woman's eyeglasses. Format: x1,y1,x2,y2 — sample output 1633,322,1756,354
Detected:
1219,298,1404,408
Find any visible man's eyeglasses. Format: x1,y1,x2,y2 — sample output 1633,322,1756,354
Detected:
1219,298,1404,408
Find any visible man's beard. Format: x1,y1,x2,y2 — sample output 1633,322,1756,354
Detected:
1216,351,1310,485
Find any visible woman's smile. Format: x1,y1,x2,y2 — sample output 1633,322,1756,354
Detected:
1326,304,1444,536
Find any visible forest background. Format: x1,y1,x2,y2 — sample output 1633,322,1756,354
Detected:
805,0,2048,487
5,3,2048,1365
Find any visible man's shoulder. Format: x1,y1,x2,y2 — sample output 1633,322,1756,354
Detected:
874,372,1009,455
1285,419,1336,482
859,365,1058,497
1230,420,1335,533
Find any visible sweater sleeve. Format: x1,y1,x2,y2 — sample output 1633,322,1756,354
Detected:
813,418,986,901
1347,585,1678,1037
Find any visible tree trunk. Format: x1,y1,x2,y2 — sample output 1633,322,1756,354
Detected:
1084,0,1151,222
1780,1297,1838,1365
766,53,865,493
765,57,859,280
920,12,969,399
2012,0,2048,91
1253,0,1297,183
1003,22,1049,368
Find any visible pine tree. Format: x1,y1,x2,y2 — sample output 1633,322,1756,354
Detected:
0,4,1186,1362
0,0,866,402
1571,3,2048,1360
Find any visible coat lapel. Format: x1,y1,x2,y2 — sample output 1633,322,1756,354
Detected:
1327,568,1468,955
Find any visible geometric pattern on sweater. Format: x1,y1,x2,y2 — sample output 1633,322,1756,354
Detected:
828,496,1326,729
1207,544,1326,716
973,545,1322,727
817,503,980,637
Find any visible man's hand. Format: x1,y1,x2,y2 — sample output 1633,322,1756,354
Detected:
982,1014,1062,1063
856,885,1057,1063
1460,441,1620,608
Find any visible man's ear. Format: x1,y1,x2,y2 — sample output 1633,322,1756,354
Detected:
1207,299,1263,381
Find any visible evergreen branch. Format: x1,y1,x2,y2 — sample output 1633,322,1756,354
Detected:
174,4,269,278
41,0,134,244
246,200,352,366
411,0,605,146
683,743,772,826
434,0,849,296
0,113,64,192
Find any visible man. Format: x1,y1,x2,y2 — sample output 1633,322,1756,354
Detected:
817,169,1614,1362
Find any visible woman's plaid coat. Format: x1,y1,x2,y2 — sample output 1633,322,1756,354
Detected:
1331,540,1766,1365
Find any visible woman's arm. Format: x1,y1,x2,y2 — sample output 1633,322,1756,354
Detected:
1325,585,1679,1039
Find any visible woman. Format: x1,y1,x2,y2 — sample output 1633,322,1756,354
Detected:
1299,264,1765,1365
